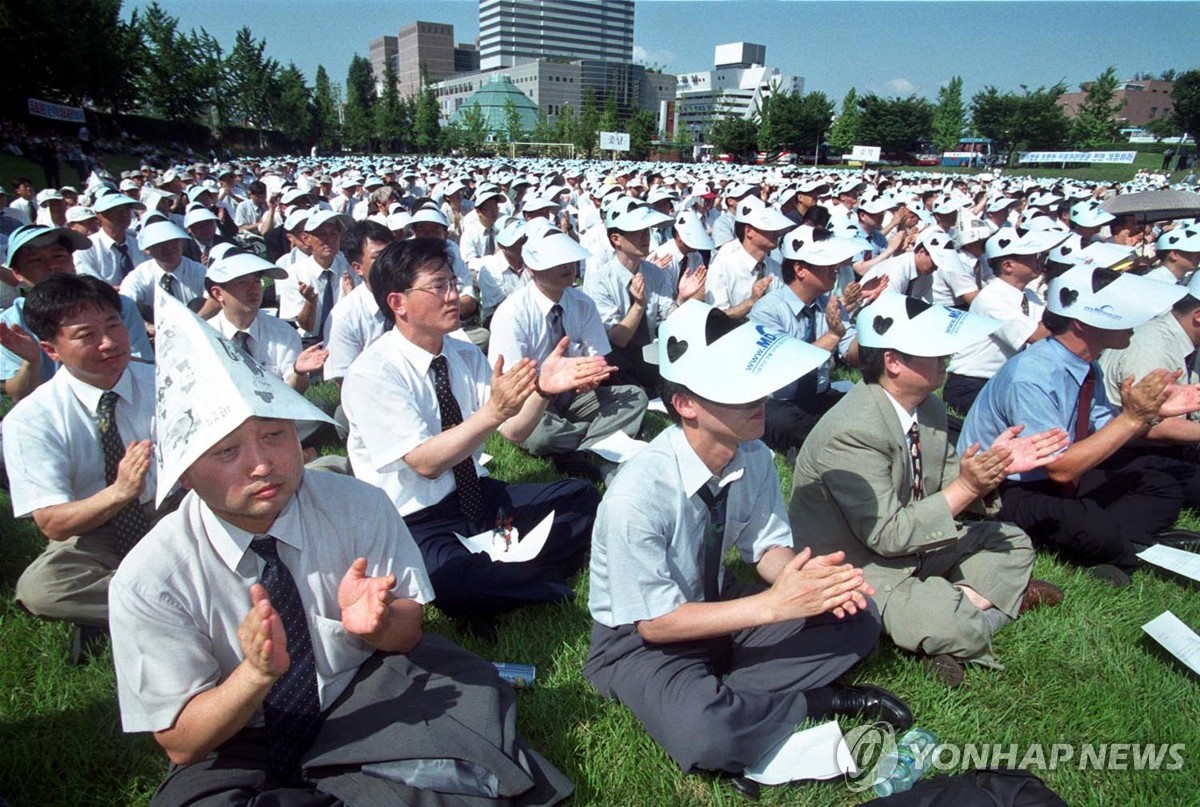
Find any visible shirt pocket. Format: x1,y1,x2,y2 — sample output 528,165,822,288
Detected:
310,614,371,678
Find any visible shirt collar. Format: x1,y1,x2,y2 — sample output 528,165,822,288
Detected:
881,387,917,433
63,364,134,414
669,426,747,498
1048,336,1094,384
203,472,307,573
388,327,444,375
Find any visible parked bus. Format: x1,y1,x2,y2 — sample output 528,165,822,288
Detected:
942,137,994,167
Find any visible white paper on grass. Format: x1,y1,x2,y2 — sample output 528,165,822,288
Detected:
585,430,648,463
455,511,554,563
744,721,854,785
1137,544,1200,582
480,453,493,466
1142,611,1200,676
647,396,668,413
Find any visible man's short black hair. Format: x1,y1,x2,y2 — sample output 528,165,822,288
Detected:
1172,293,1200,316
248,180,267,196
859,345,917,385
657,309,743,424
24,273,123,341
342,219,394,266
370,238,451,325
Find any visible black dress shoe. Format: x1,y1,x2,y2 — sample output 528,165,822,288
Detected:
69,624,109,666
829,685,913,730
1152,529,1200,554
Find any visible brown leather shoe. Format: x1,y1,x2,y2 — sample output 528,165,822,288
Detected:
1018,579,1065,616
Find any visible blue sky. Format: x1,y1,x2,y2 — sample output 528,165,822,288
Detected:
130,1,1197,103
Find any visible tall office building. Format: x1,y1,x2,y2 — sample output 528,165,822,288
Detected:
479,0,634,71
368,36,399,93
397,21,457,98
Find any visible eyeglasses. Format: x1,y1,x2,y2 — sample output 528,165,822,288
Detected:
404,278,462,297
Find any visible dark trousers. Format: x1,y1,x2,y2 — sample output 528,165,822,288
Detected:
942,372,987,418
762,390,844,456
605,340,659,393
584,593,880,774
404,478,598,618
998,454,1187,573
153,637,574,806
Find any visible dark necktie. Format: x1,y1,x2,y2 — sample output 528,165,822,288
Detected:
97,391,151,556
696,481,730,603
753,260,766,282
1186,350,1198,386
159,272,177,299
315,270,334,338
547,303,566,347
233,330,252,358
1020,293,1030,316
483,227,495,257
1062,367,1096,498
430,355,483,519
907,422,924,501
799,304,817,343
249,536,322,783
113,242,134,278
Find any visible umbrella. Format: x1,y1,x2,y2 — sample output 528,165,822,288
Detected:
1101,189,1200,223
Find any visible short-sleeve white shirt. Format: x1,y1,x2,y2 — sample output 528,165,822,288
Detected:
487,283,611,368
704,240,783,310
342,329,491,516
3,362,156,517
947,279,1044,379
120,256,209,310
74,230,147,286
324,283,386,381
208,309,302,384
109,471,433,732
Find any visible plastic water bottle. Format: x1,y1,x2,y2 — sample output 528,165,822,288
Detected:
872,727,938,797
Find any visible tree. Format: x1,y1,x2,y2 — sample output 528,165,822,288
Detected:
273,63,314,148
343,54,376,151
138,2,211,123
413,86,441,154
626,109,657,159
556,104,579,152
578,89,600,157
460,103,489,154
756,87,834,156
502,98,526,145
226,27,279,144
1172,70,1200,144
828,88,861,153
439,120,465,155
932,76,965,153
971,84,1070,164
674,127,696,160
1072,67,1124,148
530,108,556,146
313,65,341,151
856,94,934,154
374,60,408,153
598,94,620,135
707,115,759,161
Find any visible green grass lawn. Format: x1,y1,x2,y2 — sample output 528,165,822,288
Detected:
1,386,1198,806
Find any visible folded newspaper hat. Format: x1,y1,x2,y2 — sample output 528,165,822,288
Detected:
153,291,334,504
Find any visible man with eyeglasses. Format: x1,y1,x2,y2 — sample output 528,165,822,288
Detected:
342,238,611,640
